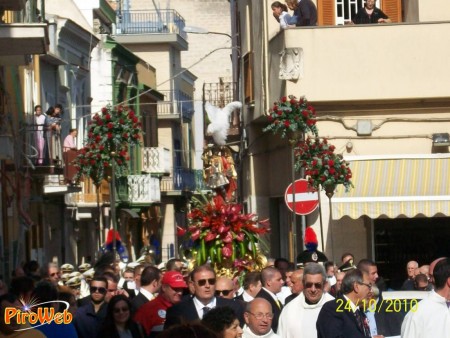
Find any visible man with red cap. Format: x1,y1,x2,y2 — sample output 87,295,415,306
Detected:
134,271,187,337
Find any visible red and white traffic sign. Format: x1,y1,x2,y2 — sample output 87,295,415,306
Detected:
285,179,319,215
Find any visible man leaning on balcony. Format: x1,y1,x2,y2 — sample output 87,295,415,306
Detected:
290,0,317,26
352,0,391,24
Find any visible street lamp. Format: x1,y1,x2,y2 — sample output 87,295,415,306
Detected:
183,26,232,39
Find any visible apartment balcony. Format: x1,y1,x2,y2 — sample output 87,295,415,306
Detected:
0,2,49,65
157,90,194,120
117,175,161,205
141,147,171,175
268,22,450,105
161,168,210,195
113,9,188,51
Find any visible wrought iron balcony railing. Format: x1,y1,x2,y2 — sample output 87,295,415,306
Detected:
116,9,187,39
117,174,161,204
161,168,210,192
157,90,194,120
141,147,171,175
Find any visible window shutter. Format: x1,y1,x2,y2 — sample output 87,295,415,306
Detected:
243,52,254,104
382,0,402,23
318,0,335,26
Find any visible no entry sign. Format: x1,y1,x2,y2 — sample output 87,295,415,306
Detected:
285,179,319,215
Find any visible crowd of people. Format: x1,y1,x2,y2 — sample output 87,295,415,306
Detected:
270,0,391,29
0,252,449,338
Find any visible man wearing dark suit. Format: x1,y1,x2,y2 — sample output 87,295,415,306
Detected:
294,0,318,26
131,266,161,314
164,264,245,329
255,267,284,333
235,271,261,302
316,269,376,338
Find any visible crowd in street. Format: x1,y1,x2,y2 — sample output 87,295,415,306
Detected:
0,252,449,338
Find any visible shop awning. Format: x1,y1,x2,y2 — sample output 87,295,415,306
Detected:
331,155,450,219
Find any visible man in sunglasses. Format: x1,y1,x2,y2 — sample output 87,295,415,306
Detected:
215,276,236,299
164,264,245,329
74,276,109,338
278,263,334,338
134,271,188,337
316,269,379,338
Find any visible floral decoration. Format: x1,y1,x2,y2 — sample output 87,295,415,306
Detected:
178,194,270,276
294,137,353,192
263,95,319,139
72,105,142,186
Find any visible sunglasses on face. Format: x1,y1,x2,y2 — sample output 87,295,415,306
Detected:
215,289,233,296
113,307,129,314
90,286,107,294
50,272,60,277
304,282,323,289
195,278,216,287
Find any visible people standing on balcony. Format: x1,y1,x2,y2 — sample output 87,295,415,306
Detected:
286,0,317,26
352,0,391,24
271,1,295,29
45,104,63,166
34,104,47,165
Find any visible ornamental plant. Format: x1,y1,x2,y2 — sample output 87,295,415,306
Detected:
178,194,270,275
72,105,142,186
294,137,353,192
263,95,319,139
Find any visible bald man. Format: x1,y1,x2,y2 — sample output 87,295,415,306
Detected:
215,276,235,299
243,298,280,338
284,269,303,305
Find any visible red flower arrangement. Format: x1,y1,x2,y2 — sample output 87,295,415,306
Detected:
72,105,142,185
179,195,270,273
263,95,319,139
294,137,353,192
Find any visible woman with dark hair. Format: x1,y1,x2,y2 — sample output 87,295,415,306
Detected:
158,322,218,338
202,306,243,338
271,1,294,29
97,294,144,338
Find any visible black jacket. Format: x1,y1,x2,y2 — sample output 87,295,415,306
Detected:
316,296,368,338
255,288,283,333
164,296,245,329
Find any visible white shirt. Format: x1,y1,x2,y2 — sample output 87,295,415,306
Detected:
243,325,280,338
277,291,334,338
242,290,255,302
139,287,155,302
277,286,292,305
193,296,217,319
262,287,282,306
401,290,450,338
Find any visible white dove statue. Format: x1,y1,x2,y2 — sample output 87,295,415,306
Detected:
205,101,242,146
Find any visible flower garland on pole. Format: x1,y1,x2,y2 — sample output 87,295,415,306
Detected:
178,194,270,277
72,105,142,186
294,137,353,193
263,95,319,140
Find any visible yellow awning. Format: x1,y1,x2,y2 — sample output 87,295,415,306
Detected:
331,156,450,219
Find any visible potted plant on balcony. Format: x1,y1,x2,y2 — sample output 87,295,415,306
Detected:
178,194,270,277
294,137,353,194
72,105,142,186
263,95,319,141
